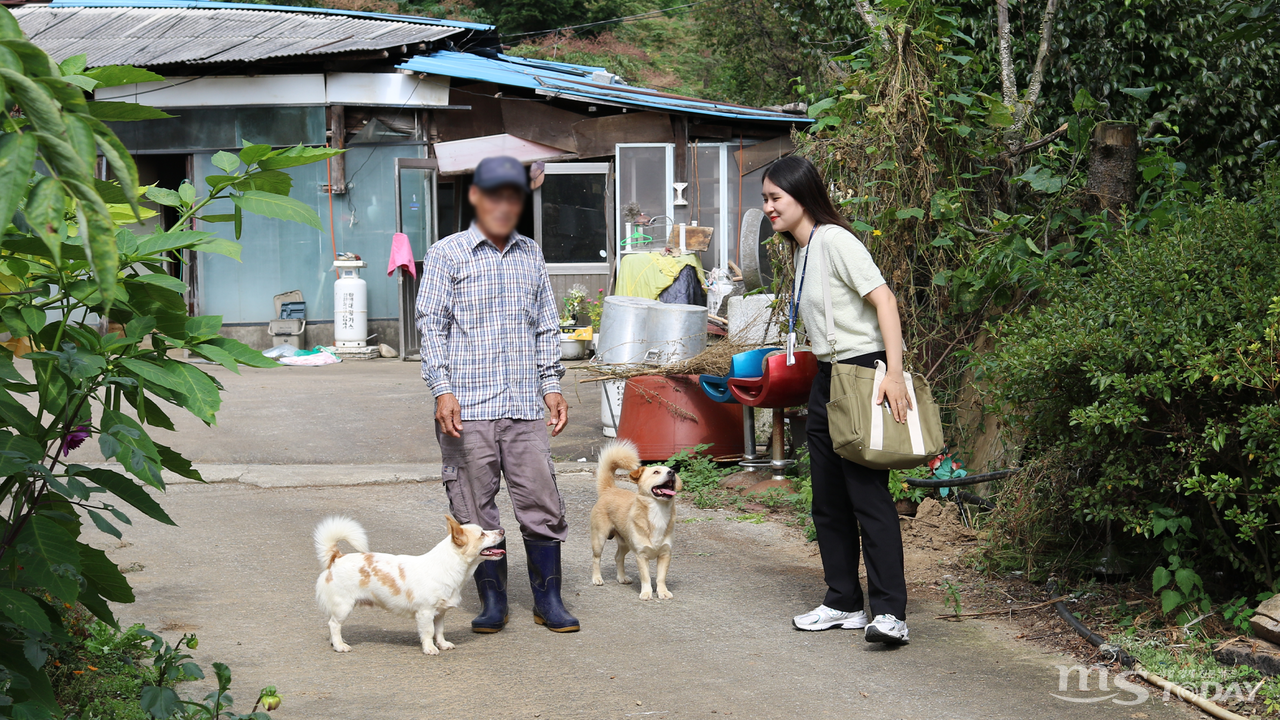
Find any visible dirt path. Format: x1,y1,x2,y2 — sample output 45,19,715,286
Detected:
97,476,1194,720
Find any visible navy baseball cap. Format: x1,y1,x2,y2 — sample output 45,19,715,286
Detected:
473,155,529,193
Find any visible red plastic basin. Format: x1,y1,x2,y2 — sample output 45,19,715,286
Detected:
617,375,745,461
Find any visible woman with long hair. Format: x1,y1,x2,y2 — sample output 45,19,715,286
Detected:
763,155,912,644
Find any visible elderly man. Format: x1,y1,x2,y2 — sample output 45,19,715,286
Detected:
415,156,578,634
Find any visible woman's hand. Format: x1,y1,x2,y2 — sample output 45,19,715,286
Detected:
876,372,914,424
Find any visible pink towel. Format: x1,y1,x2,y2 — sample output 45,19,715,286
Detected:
387,232,416,278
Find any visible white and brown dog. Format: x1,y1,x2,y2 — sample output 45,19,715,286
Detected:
313,515,504,655
590,439,682,600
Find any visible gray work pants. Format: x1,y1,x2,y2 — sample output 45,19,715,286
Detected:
436,418,568,542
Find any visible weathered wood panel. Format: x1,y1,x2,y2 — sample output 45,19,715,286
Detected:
734,135,795,175
572,112,673,159
501,100,585,153
434,83,504,141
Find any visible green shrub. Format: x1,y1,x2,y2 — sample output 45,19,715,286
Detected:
979,165,1280,602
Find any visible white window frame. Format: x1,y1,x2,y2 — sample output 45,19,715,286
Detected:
534,161,611,275
614,143,675,259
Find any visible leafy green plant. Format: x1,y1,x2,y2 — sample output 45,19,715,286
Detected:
888,468,929,504
0,11,337,716
666,443,734,510
139,631,279,720
941,578,964,616
1222,593,1274,635
980,164,1280,597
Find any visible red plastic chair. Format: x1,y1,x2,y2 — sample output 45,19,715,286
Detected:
727,351,818,479
727,350,818,408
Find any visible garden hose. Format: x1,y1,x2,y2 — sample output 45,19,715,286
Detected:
1045,580,1248,720
952,489,996,510
902,468,1017,488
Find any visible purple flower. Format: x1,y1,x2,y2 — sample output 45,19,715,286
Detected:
63,426,90,456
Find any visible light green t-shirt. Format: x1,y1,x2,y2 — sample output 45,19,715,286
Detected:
793,224,887,362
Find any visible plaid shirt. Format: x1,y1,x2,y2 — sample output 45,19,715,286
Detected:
416,223,564,421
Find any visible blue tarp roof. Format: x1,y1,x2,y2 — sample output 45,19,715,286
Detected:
46,0,494,31
398,51,809,124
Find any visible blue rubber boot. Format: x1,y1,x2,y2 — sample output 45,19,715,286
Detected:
524,539,580,633
471,540,508,633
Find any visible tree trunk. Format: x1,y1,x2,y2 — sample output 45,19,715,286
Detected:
1085,122,1138,222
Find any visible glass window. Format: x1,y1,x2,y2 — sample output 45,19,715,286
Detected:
107,106,326,152
538,171,608,264
617,144,670,228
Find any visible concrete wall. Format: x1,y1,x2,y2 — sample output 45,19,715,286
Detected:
222,319,402,352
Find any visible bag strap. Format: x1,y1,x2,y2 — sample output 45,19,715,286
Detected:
815,226,839,353
818,226,911,357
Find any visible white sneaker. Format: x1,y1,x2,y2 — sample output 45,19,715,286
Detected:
864,614,909,644
792,605,869,631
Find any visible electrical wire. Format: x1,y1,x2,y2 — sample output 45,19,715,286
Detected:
500,0,710,39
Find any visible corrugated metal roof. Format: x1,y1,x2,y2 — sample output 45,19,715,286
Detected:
398,52,811,124
46,0,492,30
15,1,488,67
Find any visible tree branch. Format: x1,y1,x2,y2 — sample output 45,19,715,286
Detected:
1000,122,1070,158
996,0,1018,107
1013,0,1060,132
852,0,888,45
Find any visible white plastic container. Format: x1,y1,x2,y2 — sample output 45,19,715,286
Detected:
333,259,368,347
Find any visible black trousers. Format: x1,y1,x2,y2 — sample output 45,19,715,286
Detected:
807,352,908,619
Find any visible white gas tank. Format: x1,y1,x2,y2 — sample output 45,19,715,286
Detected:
333,258,368,347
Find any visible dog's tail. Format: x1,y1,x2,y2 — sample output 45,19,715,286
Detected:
313,516,369,569
597,439,641,495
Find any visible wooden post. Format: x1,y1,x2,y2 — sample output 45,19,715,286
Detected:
671,115,688,185
327,105,346,193
1085,122,1138,222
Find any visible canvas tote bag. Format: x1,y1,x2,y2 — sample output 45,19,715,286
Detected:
814,232,944,469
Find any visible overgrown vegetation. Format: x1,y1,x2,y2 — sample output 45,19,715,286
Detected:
979,166,1280,605
0,9,336,716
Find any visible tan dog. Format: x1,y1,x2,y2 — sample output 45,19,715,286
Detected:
590,440,682,600
313,515,504,655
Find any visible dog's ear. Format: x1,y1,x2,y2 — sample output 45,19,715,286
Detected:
674,471,683,493
446,515,466,547
628,466,644,483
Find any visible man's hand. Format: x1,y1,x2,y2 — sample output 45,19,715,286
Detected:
435,393,463,437
544,392,568,437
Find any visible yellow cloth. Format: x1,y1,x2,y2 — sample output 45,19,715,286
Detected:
616,253,705,300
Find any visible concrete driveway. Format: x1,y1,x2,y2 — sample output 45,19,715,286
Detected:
99,479,1190,720
70,359,1191,718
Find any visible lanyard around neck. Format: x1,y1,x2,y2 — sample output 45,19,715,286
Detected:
789,224,819,336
